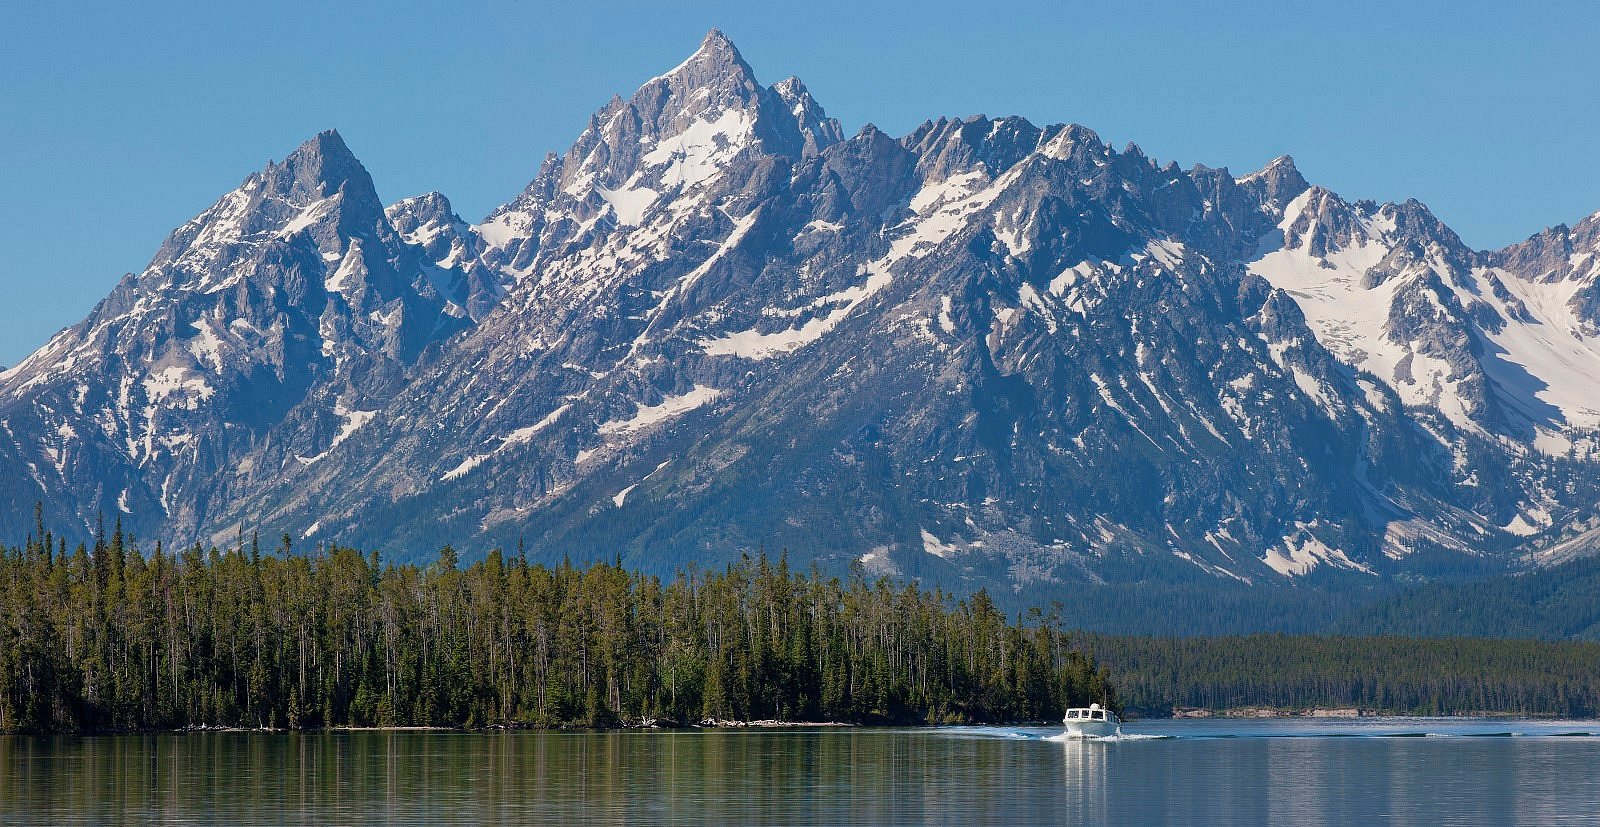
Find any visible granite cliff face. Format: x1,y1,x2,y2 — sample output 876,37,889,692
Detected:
6,30,1600,587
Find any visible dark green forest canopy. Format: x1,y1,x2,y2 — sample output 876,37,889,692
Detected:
7,509,1600,734
1333,556,1600,641
1076,632,1600,717
0,516,1115,735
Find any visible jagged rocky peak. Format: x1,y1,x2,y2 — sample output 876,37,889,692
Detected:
275,129,373,198
641,28,760,110
386,192,507,321
386,192,469,260
1271,176,1474,267
32,129,408,378
1235,155,1310,213
145,128,392,283
249,129,387,237
1498,211,1600,282
1035,122,1110,166
1498,222,1577,282
770,76,843,156
1566,211,1600,264
1273,185,1400,258
801,122,916,223
902,115,1049,181
1493,211,1600,336
123,130,468,375
598,28,843,173
268,130,398,253
477,29,843,267
0,127,490,541
387,190,458,227
1382,199,1472,254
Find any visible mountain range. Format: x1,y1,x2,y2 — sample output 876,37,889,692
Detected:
6,30,1600,593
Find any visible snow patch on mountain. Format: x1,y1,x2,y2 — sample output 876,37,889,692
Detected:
700,323,830,360
643,108,754,190
921,529,960,558
599,386,722,434
441,403,573,481
278,194,339,238
504,404,572,447
326,240,367,293
332,403,376,448
701,167,1013,360
142,367,214,408
473,212,528,249
597,183,660,226
1470,268,1600,432
1253,188,1600,447
1262,524,1375,577
1248,192,1453,413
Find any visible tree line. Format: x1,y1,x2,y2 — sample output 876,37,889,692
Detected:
1333,555,1600,641
0,511,1115,734
1074,632,1600,717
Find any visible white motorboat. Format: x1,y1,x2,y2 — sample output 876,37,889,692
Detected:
1062,703,1121,738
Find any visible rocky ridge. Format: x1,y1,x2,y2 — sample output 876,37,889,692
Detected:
5,30,1600,588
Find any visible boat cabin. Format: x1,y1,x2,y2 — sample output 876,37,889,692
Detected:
1064,708,1111,721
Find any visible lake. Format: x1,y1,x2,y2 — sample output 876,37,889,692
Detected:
4,719,1599,825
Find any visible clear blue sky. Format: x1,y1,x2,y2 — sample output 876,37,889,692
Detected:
4,0,1597,365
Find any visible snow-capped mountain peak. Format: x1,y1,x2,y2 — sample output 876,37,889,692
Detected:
7,31,1600,590
0,130,476,536
642,27,759,102
474,30,841,275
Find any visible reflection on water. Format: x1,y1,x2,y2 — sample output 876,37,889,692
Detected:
4,722,1600,825
1059,738,1110,816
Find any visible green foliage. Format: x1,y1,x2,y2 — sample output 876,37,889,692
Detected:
0,519,1113,734
1007,579,1375,636
1335,556,1600,640
1075,632,1600,717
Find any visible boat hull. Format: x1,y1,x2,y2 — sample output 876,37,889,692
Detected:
1061,720,1120,738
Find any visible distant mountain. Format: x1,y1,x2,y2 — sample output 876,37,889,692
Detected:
5,29,1600,594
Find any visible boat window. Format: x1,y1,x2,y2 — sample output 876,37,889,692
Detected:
1066,711,1078,719
1091,711,1103,720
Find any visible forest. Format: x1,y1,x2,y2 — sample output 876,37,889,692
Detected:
1332,556,1600,641
7,508,1600,734
1076,632,1600,717
0,513,1114,734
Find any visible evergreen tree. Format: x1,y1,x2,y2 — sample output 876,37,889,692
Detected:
0,510,1122,733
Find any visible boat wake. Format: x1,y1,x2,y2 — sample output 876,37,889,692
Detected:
1050,732,1171,743
936,727,1172,743
934,724,1597,742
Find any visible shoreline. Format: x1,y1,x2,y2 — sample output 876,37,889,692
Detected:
10,711,1578,738
14,719,866,737
1160,707,1548,720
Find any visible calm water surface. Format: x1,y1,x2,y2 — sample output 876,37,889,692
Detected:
4,718,1600,825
